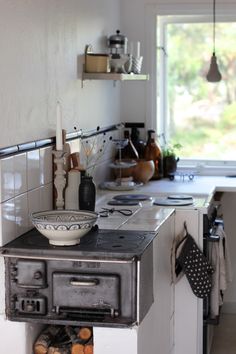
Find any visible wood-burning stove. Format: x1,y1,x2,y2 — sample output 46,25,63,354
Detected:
1,226,156,328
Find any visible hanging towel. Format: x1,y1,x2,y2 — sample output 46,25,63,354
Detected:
209,224,232,318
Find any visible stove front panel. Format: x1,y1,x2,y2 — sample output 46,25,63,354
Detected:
2,228,156,327
5,254,149,327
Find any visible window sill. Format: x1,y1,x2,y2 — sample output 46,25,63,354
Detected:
178,159,236,176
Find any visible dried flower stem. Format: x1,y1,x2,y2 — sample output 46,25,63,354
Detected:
80,127,112,177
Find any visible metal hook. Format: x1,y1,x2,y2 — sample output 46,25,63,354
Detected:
184,221,188,235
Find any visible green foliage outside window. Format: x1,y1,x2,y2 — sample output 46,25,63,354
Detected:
167,22,236,159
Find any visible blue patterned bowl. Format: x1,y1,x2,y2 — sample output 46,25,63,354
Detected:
31,210,98,246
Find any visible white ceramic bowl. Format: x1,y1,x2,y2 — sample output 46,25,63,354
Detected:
31,210,98,246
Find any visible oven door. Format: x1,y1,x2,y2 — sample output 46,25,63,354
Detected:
203,215,223,354
52,272,120,318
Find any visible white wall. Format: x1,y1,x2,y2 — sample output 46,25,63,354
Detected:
0,0,121,148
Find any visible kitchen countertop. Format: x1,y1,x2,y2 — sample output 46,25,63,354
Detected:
98,175,236,199
138,175,236,195
95,175,236,231
96,194,174,232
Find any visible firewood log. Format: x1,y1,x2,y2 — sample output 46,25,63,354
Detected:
71,343,85,354
77,328,92,342
48,346,70,354
34,326,62,354
84,345,93,354
84,338,93,354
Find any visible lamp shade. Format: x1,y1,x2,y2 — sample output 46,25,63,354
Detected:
206,53,222,83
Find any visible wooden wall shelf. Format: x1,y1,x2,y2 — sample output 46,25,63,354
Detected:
82,72,149,87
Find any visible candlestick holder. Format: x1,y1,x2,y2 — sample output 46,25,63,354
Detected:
53,150,67,210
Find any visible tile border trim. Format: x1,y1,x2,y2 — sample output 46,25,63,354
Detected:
0,123,123,158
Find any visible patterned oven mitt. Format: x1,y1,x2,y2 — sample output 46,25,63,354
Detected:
176,233,214,298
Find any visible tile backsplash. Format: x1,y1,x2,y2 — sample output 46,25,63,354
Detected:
0,146,53,247
0,129,118,248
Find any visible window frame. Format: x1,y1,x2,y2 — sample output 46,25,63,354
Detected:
145,3,236,175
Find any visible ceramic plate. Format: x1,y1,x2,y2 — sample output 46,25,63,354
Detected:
109,161,137,169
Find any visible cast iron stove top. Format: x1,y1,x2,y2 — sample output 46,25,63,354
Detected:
0,226,156,261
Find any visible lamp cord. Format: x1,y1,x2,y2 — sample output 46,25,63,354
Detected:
213,0,216,54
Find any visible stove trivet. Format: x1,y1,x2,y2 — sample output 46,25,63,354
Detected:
107,199,139,206
113,194,152,201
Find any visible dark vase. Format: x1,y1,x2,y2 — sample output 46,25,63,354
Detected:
79,175,96,211
163,156,179,178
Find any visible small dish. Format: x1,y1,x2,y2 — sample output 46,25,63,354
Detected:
100,181,143,191
31,210,98,246
109,160,137,169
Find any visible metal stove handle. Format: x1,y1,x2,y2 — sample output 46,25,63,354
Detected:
70,278,99,287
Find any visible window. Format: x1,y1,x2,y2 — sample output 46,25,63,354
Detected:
156,14,236,171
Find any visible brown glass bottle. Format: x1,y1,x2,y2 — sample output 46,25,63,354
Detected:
144,130,163,179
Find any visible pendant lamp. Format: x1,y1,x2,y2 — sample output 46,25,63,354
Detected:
206,0,222,82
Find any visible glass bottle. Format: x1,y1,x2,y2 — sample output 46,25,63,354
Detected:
79,174,96,211
144,130,163,179
130,126,146,158
120,130,139,159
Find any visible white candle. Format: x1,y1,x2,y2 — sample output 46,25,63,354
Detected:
56,101,63,151
136,41,140,58
129,41,134,56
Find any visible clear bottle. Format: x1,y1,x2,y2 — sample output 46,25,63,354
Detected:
144,130,163,179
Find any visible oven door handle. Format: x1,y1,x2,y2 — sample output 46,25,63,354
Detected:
69,278,99,287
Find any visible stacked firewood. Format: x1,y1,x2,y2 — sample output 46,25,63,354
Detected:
34,325,93,354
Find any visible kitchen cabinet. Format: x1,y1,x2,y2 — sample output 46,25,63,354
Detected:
93,210,175,354
137,210,175,354
174,209,202,354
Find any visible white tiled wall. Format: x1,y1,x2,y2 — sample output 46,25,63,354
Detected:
0,146,53,247
0,146,54,353
0,146,54,331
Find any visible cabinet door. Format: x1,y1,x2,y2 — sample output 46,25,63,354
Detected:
174,209,203,354
138,213,175,354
